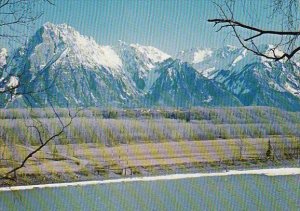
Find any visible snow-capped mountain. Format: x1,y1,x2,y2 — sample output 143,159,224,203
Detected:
178,45,300,110
10,23,176,106
4,23,172,107
4,23,300,110
12,23,140,107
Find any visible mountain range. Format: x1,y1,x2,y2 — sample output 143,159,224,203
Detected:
2,22,300,110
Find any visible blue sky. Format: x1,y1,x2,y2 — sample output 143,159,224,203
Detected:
4,0,281,56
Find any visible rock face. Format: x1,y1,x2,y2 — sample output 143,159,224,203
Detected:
5,23,300,110
144,60,241,107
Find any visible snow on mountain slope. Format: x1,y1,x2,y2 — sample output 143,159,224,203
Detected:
115,41,171,92
193,49,213,63
177,48,213,64
41,23,123,71
129,43,170,67
0,48,7,68
177,46,251,78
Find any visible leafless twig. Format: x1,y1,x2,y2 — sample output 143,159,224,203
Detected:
208,0,300,61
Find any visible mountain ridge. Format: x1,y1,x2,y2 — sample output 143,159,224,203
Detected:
3,23,300,110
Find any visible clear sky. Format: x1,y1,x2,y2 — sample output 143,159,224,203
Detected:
3,0,282,56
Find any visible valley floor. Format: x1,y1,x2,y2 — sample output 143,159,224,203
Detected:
0,137,299,187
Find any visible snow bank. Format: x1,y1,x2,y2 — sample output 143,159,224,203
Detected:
0,168,299,192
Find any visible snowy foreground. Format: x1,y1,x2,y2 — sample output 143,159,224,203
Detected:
0,168,299,192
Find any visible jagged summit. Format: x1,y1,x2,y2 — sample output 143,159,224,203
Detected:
42,22,77,35
116,40,171,69
129,43,171,64
37,22,123,71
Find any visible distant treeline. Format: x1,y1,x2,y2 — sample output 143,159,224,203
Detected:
1,118,300,147
0,106,300,124
0,106,299,146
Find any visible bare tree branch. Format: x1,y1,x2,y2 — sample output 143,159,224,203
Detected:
1,107,83,180
208,19,300,37
44,0,55,6
208,0,300,61
0,0,80,183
